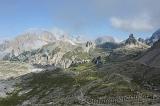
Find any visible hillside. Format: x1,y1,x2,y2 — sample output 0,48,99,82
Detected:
0,60,160,106
138,39,160,68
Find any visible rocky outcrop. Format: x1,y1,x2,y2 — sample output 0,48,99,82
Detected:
125,34,138,45
84,41,95,53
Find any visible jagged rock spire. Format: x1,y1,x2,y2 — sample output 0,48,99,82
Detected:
125,34,137,45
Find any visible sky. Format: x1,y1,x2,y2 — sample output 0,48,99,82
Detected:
0,0,160,41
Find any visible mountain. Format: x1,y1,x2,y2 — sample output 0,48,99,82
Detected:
146,29,160,45
138,39,160,68
123,34,148,47
0,30,57,58
95,36,115,45
122,34,149,49
9,31,57,55
1,33,150,68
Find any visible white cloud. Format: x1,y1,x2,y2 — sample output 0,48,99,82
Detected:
110,15,153,32
92,0,160,32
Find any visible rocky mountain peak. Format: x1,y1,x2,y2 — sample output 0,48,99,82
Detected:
146,28,160,46
125,34,137,45
86,41,93,47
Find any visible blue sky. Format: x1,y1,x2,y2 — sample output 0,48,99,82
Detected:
0,0,159,41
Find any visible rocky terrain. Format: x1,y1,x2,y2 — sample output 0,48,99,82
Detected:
0,31,160,106
0,61,43,99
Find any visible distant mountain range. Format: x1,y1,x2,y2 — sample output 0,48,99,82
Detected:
0,29,160,68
